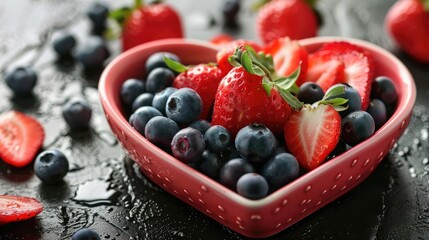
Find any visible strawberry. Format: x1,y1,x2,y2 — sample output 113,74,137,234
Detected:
165,59,223,120
211,46,303,137
216,39,262,77
256,0,318,44
210,34,234,46
0,195,43,224
121,1,183,51
0,111,44,167
386,0,429,63
311,42,374,110
306,50,345,91
263,37,309,85
284,104,341,170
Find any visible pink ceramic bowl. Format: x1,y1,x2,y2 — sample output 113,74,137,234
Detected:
98,38,416,238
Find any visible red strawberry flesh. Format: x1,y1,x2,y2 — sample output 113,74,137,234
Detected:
0,195,43,225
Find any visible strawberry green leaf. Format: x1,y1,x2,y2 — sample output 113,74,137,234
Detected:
277,89,304,110
332,105,349,112
319,97,348,106
241,51,256,74
273,65,300,90
228,56,241,67
164,56,188,73
262,77,273,96
423,0,429,12
109,7,133,26
323,84,345,100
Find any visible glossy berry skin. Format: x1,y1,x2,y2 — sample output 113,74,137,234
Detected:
189,120,211,135
326,83,362,117
220,158,255,190
166,88,202,125
145,52,180,74
236,173,269,200
152,87,177,115
371,76,397,106
53,33,77,58
76,37,110,69
204,125,231,153
257,0,317,44
212,67,292,137
173,64,223,119
120,79,146,107
122,4,183,51
129,106,162,135
297,82,324,104
4,67,37,96
145,68,175,93
62,97,92,129
386,0,429,63
131,93,154,112
366,99,387,130
71,228,101,240
235,124,276,163
171,128,205,164
196,150,223,179
144,116,180,149
342,111,375,146
34,149,69,184
261,153,299,192
87,2,109,29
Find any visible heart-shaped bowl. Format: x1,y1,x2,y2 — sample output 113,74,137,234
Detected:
98,37,416,238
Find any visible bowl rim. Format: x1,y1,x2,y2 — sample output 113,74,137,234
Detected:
99,37,416,208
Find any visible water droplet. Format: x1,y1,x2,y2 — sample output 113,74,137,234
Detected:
72,179,120,206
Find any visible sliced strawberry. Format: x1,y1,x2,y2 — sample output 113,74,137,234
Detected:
0,195,43,224
0,111,45,167
173,64,223,120
216,39,262,77
284,104,341,170
210,34,234,46
314,42,374,109
306,50,345,91
263,37,308,85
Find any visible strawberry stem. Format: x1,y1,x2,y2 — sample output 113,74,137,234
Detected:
164,56,189,73
135,0,143,9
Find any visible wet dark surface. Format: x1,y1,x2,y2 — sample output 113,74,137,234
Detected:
0,0,428,239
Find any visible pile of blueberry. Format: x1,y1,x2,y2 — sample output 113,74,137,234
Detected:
120,51,302,200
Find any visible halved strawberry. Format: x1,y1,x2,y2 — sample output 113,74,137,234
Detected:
0,111,45,167
306,50,345,91
216,39,262,77
317,42,374,109
263,37,308,85
284,104,341,170
0,195,43,224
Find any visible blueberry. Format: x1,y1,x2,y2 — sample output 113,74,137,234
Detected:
166,88,202,125
326,83,362,117
171,127,205,164
366,99,387,130
261,153,299,192
327,138,352,160
371,76,397,106
4,67,37,96
76,36,110,69
297,82,324,104
236,173,268,200
342,111,375,146
189,120,211,135
129,106,162,135
34,150,69,184
220,158,255,190
145,67,175,93
152,87,177,115
196,150,223,179
145,52,180,74
145,116,180,149
204,125,231,152
53,33,77,58
235,124,276,163
120,79,146,107
87,2,109,29
62,97,92,129
71,228,101,240
131,93,154,112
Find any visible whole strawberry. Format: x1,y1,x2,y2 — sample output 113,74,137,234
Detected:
211,46,303,137
165,58,223,120
121,1,183,51
257,0,318,44
386,0,429,63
